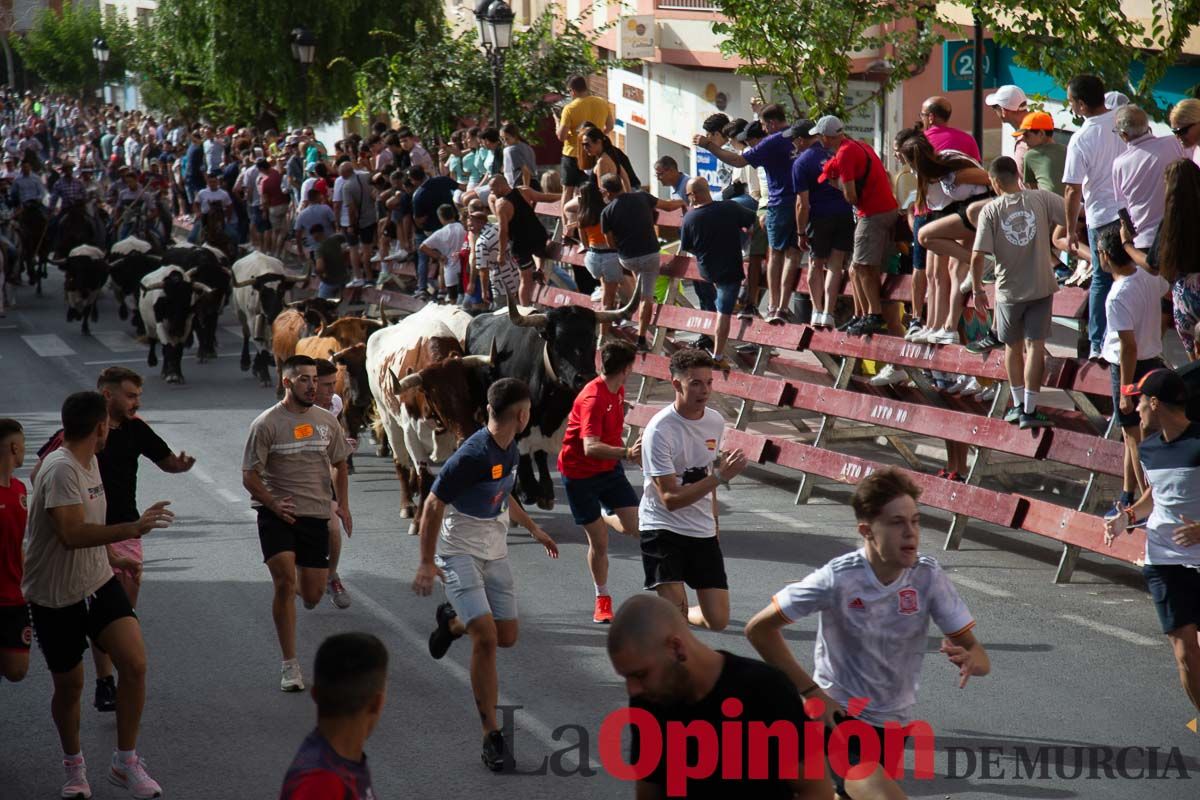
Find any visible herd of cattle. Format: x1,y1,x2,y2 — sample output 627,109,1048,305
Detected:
44,236,641,529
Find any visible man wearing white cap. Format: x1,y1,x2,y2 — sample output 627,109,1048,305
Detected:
985,85,1030,173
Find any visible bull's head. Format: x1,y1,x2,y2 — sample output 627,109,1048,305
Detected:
390,350,493,444
316,316,385,349
287,297,341,331
61,252,110,308
145,271,215,339
330,343,369,436
108,253,162,292
233,260,313,325
505,280,639,391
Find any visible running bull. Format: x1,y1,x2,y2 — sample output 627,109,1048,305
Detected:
138,265,218,384
230,251,311,387
463,283,639,509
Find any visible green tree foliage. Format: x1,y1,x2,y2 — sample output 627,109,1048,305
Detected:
711,0,942,118
971,0,1200,117
127,0,442,125
338,6,627,141
10,5,134,99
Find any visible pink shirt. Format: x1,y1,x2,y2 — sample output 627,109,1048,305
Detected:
1112,132,1185,248
924,124,981,161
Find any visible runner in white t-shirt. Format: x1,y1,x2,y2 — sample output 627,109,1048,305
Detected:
639,349,747,631
745,467,989,795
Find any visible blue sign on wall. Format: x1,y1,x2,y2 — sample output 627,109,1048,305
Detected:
943,40,997,92
695,149,720,187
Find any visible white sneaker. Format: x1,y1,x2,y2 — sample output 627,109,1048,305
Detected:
959,376,983,397
868,364,905,386
815,312,835,328
904,325,928,342
977,384,997,403
281,658,304,692
62,755,91,799
944,374,971,395
108,752,161,799
590,287,603,302
927,329,959,346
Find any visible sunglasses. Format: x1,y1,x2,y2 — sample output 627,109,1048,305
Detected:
1172,122,1197,138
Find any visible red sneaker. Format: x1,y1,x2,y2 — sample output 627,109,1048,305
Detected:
593,595,614,624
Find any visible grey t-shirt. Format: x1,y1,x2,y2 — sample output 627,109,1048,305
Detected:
503,142,537,187
22,448,112,608
973,189,1065,304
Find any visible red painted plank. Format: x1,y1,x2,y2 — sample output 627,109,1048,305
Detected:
1041,429,1125,478
652,303,805,349
790,381,1051,458
1065,359,1116,398
771,439,1025,528
633,352,792,406
804,328,1010,380
1017,497,1144,564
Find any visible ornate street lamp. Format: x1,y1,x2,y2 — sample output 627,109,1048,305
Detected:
92,37,110,103
474,0,514,126
291,26,317,125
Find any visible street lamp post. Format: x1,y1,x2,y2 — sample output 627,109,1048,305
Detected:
474,0,514,126
91,37,110,105
290,26,316,127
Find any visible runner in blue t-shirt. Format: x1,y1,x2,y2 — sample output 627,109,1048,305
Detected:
410,378,558,772
789,122,856,329
696,104,800,325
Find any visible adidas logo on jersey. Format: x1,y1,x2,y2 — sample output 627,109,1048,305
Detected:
847,597,866,610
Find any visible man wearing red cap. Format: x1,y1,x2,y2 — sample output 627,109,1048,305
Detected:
1105,368,1200,713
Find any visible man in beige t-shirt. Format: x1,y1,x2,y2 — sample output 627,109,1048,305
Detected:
23,391,174,799
242,354,352,692
971,156,1066,429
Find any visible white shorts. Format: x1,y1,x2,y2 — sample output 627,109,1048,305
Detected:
436,553,516,624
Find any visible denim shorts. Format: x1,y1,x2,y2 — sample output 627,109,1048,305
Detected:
765,204,798,251
713,281,742,315
435,553,517,624
318,281,345,300
585,249,623,283
563,466,639,525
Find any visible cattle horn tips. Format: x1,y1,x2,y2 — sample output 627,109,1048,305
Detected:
393,371,422,394
461,354,491,368
594,276,642,322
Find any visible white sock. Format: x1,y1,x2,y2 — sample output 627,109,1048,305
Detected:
595,584,608,597
117,749,136,763
1010,386,1024,407
64,752,83,763
1024,389,1039,415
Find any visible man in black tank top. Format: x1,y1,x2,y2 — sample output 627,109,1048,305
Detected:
489,175,562,304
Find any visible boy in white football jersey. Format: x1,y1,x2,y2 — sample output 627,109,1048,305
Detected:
745,467,989,796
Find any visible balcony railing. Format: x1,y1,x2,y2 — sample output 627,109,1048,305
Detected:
655,0,719,11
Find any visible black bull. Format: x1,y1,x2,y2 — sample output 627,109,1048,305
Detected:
162,245,231,362
463,286,639,509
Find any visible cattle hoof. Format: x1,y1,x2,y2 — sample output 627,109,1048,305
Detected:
536,498,555,511
118,304,128,320
399,507,414,519
148,354,158,367
90,305,98,322
407,521,419,536
239,356,251,371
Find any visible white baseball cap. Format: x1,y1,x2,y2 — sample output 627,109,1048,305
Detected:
812,116,845,137
984,85,1028,111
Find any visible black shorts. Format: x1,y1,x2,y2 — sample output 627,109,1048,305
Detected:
561,155,587,188
641,528,728,591
807,214,856,260
344,224,377,247
1143,564,1200,634
28,577,136,674
257,507,331,569
0,604,33,652
513,240,551,271
562,466,639,525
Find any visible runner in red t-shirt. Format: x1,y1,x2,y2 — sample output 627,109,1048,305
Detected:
0,418,31,682
557,341,643,623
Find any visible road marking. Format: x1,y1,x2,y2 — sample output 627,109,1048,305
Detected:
93,331,143,352
948,574,1014,598
223,325,244,339
1058,613,1158,646
190,465,254,512
22,334,75,357
83,352,237,366
351,585,582,769
758,510,811,529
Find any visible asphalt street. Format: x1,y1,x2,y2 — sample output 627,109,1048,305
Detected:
1,270,1198,800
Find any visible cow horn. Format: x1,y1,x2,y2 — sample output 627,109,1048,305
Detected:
331,343,364,362
393,371,423,394
461,354,491,368
595,277,643,322
378,301,390,325
192,281,215,294
142,280,164,291
506,289,547,328
283,260,313,285
232,274,257,287
185,267,198,279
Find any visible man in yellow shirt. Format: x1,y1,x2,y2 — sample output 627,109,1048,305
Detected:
556,74,614,211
